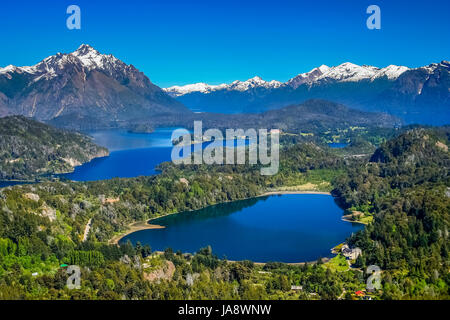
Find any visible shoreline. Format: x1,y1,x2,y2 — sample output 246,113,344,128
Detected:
0,151,109,187
341,211,370,225
144,251,331,266
341,217,368,225
260,190,331,196
109,221,166,245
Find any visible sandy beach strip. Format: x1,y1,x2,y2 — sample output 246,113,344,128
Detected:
109,221,165,245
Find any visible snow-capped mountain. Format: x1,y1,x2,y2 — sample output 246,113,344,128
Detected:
228,76,283,91
164,76,282,97
164,62,410,97
305,62,410,83
0,44,189,129
164,82,229,97
286,65,330,89
0,45,130,80
164,61,449,124
1,47,448,126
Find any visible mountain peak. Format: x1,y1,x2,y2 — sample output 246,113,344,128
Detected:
338,62,360,68
317,65,330,73
0,64,19,74
72,44,102,59
287,65,329,89
248,76,264,82
70,44,120,71
75,44,98,54
230,76,282,91
0,45,187,126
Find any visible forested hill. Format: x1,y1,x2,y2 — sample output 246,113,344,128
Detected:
0,116,108,180
370,127,450,165
333,127,449,299
165,99,400,133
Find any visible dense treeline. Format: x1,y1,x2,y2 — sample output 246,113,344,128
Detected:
332,128,450,299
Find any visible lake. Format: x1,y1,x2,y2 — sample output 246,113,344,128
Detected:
62,129,176,181
328,142,349,149
1,129,176,187
63,128,249,182
120,194,363,263
0,181,29,188
0,128,250,186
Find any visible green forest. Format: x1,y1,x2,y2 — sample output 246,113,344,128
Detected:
0,125,448,300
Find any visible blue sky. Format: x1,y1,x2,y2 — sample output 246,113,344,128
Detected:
0,0,449,87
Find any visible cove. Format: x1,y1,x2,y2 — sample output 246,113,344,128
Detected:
120,194,363,263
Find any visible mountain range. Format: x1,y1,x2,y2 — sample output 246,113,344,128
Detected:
0,45,189,130
0,45,448,129
164,61,450,125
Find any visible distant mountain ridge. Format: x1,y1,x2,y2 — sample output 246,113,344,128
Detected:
1,46,447,128
0,44,190,130
165,63,410,96
164,76,283,97
164,61,450,124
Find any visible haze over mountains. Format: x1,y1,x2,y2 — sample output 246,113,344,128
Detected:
0,45,189,130
164,61,450,125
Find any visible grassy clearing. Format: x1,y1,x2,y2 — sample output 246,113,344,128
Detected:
324,254,349,272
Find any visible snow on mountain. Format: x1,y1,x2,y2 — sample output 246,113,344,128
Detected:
371,65,410,80
314,62,379,82
0,44,127,80
286,65,330,89
72,44,111,69
420,60,450,74
294,63,410,84
0,55,413,97
0,44,188,127
228,76,283,91
164,76,283,97
0,65,19,74
164,82,229,97
164,62,411,96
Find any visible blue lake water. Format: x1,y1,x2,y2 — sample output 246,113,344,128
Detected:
0,181,28,188
0,128,251,185
120,194,363,263
62,129,176,181
64,129,250,182
328,143,349,149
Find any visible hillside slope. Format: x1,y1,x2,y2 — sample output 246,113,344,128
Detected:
0,116,108,180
